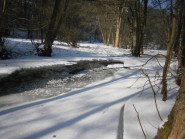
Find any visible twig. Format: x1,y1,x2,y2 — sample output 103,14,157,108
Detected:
133,104,147,139
128,74,142,88
140,69,163,121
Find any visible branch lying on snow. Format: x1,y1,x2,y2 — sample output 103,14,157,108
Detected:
123,54,164,69
133,104,147,139
142,54,166,58
140,69,163,121
122,54,177,80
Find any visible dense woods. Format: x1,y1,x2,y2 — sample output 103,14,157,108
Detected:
0,0,179,55
0,0,185,138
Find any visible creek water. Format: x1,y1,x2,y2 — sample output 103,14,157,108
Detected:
0,60,123,108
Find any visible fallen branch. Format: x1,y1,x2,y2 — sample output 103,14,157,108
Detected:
123,54,164,69
133,104,147,139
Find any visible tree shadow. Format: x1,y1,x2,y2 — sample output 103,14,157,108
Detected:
23,90,142,139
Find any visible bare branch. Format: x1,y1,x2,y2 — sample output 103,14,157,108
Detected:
140,69,163,121
133,104,147,139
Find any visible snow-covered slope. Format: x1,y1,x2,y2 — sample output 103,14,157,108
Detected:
0,38,178,139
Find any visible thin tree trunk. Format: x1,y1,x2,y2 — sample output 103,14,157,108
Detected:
106,20,114,46
97,15,106,45
114,13,122,48
177,2,185,86
173,0,184,56
0,0,6,52
161,0,178,101
40,29,44,44
131,20,136,54
112,31,115,46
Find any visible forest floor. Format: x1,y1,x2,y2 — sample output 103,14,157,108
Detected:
0,38,179,139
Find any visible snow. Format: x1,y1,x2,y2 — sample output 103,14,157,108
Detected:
0,38,178,139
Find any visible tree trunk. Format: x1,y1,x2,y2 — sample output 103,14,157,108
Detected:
176,0,185,86
168,73,185,138
112,31,115,46
139,0,148,55
53,0,69,38
161,0,178,101
114,13,122,48
42,0,62,56
132,0,148,57
132,1,141,57
97,15,106,45
0,0,6,53
97,13,113,46
173,0,184,57
155,70,185,139
40,29,44,44
106,20,114,46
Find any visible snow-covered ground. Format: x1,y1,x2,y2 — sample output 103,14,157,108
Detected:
0,38,178,139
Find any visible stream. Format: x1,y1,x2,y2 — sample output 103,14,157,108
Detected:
0,60,123,108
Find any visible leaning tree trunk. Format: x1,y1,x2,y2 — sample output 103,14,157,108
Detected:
161,0,178,101
155,1,185,138
155,70,185,139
